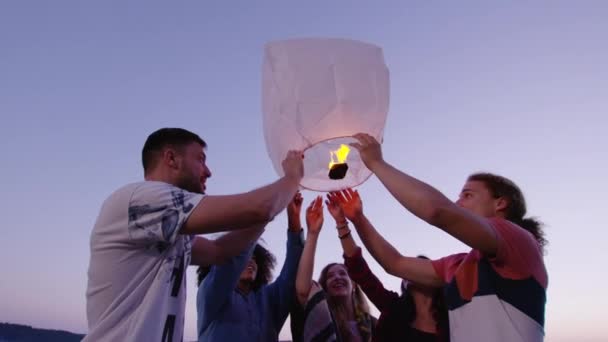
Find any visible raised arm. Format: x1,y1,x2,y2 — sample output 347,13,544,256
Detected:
325,192,358,257
197,243,256,332
334,189,443,288
350,133,498,256
190,223,265,266
181,150,304,235
295,196,324,306
265,192,305,325
326,191,399,310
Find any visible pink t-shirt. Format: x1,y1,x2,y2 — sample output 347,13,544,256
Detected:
432,218,548,342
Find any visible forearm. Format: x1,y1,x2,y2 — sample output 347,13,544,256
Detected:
337,223,359,257
369,161,453,225
182,176,300,235
287,205,302,231
275,230,305,284
288,215,302,231
191,224,264,266
258,176,302,220
267,230,305,319
350,214,403,272
295,232,319,304
352,214,442,287
371,161,498,254
214,225,264,258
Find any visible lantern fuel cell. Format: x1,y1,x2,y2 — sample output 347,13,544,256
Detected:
328,163,348,180
328,144,350,179
262,38,390,191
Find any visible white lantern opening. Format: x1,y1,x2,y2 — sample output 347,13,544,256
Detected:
262,38,390,192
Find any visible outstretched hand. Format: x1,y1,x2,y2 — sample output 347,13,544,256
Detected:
350,133,383,171
328,188,363,222
305,196,324,235
282,150,304,181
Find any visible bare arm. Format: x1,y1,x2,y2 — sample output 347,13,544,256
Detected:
326,192,358,257
181,151,303,235
351,133,498,255
351,213,443,287
295,197,323,306
338,226,358,257
190,224,265,266
328,189,443,292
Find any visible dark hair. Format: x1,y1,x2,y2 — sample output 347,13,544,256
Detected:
142,128,206,174
399,255,449,342
468,172,547,252
196,243,276,291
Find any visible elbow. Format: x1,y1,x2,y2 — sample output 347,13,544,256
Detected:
295,288,307,300
254,200,278,224
254,207,274,224
240,202,275,226
380,254,402,276
383,262,400,277
295,288,309,306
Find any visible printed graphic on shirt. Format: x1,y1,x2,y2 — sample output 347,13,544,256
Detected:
128,188,195,252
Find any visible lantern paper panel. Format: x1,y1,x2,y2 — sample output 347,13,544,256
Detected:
262,38,390,191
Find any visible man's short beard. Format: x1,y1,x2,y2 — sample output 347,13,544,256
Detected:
179,178,203,194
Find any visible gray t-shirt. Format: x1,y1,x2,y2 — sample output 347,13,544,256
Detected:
84,181,204,342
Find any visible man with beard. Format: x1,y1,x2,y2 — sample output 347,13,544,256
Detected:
84,128,303,342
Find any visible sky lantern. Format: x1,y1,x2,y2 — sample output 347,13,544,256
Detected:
262,38,390,191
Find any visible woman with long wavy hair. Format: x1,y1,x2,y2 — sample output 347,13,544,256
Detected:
291,196,376,342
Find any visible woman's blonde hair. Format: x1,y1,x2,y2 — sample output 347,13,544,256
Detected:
319,263,373,341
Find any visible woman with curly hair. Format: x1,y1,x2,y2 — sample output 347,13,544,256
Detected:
291,196,376,342
195,193,305,341
326,190,448,342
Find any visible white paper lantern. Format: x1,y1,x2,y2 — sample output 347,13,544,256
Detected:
262,38,390,192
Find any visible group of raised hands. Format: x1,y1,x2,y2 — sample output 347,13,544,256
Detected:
281,132,384,234
303,188,364,236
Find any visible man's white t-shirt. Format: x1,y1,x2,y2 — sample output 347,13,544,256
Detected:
84,181,204,342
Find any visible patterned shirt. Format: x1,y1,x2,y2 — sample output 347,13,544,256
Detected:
85,181,203,341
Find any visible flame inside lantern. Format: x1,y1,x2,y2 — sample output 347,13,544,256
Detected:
328,144,350,169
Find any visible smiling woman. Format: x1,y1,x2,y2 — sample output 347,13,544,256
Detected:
320,263,375,341
292,197,376,342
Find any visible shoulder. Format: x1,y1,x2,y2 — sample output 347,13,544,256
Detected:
128,181,204,210
431,252,470,283
488,218,537,244
101,181,145,202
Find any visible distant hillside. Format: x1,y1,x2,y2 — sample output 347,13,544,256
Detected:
0,323,293,341
0,323,84,342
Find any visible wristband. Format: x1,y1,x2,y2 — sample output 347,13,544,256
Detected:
338,230,351,239
336,222,348,230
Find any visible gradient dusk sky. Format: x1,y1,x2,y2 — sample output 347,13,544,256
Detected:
1,2,606,341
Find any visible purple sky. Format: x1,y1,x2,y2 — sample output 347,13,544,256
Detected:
1,2,606,341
